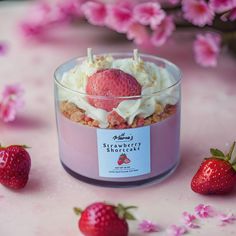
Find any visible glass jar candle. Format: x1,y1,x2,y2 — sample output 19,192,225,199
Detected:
54,52,181,187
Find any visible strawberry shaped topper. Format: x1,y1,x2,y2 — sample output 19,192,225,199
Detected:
191,142,236,195
74,202,136,236
0,144,31,189
86,69,141,112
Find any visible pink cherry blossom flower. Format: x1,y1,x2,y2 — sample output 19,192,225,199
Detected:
218,213,236,226
0,84,24,122
20,23,44,37
194,33,221,67
0,42,8,56
57,0,84,19
2,84,24,99
81,1,107,26
209,0,235,13
182,0,214,26
182,212,200,228
133,2,166,29
0,100,18,122
138,219,161,233
127,23,149,45
20,1,76,37
194,204,215,218
106,4,134,33
167,225,187,236
151,16,175,47
20,2,53,37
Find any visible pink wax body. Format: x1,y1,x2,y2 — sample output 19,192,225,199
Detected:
56,105,180,187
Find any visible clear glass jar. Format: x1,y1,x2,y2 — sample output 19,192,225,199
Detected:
54,53,181,187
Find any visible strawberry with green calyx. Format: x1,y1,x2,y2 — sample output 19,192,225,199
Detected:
74,202,137,236
191,141,236,195
0,144,31,189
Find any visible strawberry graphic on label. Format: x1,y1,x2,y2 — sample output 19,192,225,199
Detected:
124,157,131,164
117,154,131,165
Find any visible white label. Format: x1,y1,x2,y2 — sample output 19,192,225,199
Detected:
96,126,151,178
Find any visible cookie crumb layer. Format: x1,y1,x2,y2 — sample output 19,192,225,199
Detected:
60,101,177,129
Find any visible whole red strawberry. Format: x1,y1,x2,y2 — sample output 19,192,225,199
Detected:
0,145,31,189
191,142,236,195
74,202,136,236
86,69,141,112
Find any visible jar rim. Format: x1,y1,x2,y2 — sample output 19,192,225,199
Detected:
54,52,181,99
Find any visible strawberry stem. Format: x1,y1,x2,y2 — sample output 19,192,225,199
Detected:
73,207,83,215
115,204,137,221
225,141,236,161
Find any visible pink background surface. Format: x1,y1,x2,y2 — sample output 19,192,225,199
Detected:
1,2,236,236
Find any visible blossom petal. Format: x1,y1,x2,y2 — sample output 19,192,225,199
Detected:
193,33,221,67
182,0,214,26
138,219,161,233
194,204,215,218
106,4,134,33
167,225,187,236
126,23,149,45
182,211,200,228
209,0,235,13
0,84,24,122
0,101,17,122
218,213,236,226
2,84,24,100
151,16,175,47
81,1,107,26
133,2,165,29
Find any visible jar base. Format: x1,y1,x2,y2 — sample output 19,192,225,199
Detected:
61,161,179,188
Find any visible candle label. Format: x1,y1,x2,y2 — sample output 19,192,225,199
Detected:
96,126,151,178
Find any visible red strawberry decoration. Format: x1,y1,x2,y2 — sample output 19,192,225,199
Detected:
86,69,141,112
117,154,130,165
117,159,123,165
74,202,136,236
0,144,31,189
124,157,131,164
191,142,236,195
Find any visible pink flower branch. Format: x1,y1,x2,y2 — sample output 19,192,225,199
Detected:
19,0,236,67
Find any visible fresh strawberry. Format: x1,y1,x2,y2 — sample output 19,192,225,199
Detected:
74,202,136,236
86,69,141,111
191,142,236,195
0,145,31,189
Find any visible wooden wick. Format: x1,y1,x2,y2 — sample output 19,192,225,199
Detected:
87,48,94,64
133,49,140,64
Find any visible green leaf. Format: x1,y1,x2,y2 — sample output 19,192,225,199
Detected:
124,212,136,220
73,207,83,215
115,204,137,220
210,148,225,157
124,206,138,210
225,141,236,161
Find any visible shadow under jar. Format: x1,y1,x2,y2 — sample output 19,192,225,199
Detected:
54,53,181,187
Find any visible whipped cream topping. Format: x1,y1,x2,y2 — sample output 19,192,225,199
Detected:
59,54,180,128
